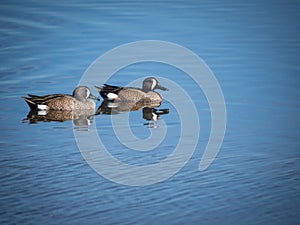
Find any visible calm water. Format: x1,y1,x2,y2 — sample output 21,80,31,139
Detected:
1,1,300,224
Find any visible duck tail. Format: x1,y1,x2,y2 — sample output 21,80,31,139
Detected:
21,96,37,110
94,85,102,92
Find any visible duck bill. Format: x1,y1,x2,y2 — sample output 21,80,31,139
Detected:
156,84,168,91
88,93,100,101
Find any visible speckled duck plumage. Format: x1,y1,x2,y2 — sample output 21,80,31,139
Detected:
22,86,99,111
95,77,168,105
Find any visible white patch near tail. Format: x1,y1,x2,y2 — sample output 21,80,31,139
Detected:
107,102,119,108
107,92,118,100
37,104,48,110
38,110,47,116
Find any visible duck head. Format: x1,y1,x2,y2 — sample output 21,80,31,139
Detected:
142,77,168,92
73,86,100,101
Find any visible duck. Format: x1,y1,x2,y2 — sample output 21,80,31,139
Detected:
94,77,168,105
22,86,99,111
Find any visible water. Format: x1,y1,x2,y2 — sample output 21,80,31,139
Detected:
1,1,300,224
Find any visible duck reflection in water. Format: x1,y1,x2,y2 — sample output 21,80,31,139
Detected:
22,108,95,127
96,99,169,127
142,107,169,128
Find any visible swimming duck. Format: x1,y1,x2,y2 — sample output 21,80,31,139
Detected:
94,77,168,105
22,86,99,111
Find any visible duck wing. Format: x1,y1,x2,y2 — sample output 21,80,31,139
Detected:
103,84,124,93
95,84,124,99
22,94,70,110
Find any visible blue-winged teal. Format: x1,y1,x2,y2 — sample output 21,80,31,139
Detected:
22,86,99,111
95,77,168,104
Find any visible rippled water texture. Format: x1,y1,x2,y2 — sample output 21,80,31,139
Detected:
1,1,299,225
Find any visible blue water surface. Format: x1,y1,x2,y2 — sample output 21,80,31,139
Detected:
1,1,299,225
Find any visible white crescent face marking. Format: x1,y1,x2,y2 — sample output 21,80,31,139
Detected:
151,79,157,90
86,89,90,98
